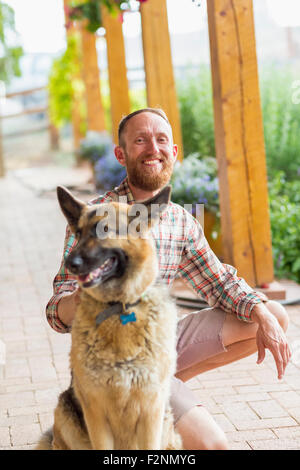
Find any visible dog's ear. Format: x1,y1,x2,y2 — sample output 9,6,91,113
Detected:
143,185,172,208
57,186,85,232
128,185,172,234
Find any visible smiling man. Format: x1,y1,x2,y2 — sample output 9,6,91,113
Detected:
46,108,291,450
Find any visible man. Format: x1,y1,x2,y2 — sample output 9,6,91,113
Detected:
47,108,290,450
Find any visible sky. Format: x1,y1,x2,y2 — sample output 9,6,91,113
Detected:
4,0,206,54
4,0,300,55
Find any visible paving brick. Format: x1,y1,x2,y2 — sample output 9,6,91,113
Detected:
201,377,257,389
213,392,271,405
249,438,300,450
230,416,298,431
248,400,289,419
229,441,253,450
226,429,276,443
235,383,291,394
35,387,60,405
270,390,300,408
28,356,57,382
0,391,35,409
0,427,11,447
286,407,300,424
8,403,56,417
212,413,236,432
4,358,30,379
273,426,300,439
220,402,260,423
0,414,38,427
10,423,41,446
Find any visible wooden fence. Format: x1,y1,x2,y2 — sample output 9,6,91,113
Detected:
0,86,59,177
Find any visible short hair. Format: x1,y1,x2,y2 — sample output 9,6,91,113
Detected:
118,108,171,147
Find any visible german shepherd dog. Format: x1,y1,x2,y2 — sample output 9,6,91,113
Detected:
36,185,182,450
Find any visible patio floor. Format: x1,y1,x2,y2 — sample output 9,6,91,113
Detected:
1,168,300,450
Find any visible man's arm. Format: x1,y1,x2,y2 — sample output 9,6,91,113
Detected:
46,225,79,333
178,213,268,322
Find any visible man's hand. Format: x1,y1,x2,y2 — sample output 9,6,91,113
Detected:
57,288,81,327
252,305,291,380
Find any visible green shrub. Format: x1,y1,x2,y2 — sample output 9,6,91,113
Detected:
260,66,300,181
177,67,215,158
268,172,300,283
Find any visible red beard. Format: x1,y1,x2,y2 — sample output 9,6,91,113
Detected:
125,152,174,191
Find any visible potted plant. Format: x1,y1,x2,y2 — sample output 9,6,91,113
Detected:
171,153,223,259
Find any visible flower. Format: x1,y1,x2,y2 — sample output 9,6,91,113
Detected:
171,153,220,215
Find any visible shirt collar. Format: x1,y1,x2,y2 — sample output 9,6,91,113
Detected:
113,176,135,204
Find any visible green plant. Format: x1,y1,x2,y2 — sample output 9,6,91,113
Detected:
48,34,86,132
268,172,300,283
66,0,148,32
260,66,300,180
0,2,23,84
171,153,219,215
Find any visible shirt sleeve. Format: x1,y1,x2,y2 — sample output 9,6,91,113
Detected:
45,225,78,333
178,213,268,322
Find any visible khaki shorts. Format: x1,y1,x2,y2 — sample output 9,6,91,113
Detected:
170,307,227,424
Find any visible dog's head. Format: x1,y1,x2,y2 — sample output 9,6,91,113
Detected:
56,185,171,303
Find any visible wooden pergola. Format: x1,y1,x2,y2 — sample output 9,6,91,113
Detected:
66,0,274,289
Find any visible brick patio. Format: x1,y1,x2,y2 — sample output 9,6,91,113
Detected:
1,169,300,450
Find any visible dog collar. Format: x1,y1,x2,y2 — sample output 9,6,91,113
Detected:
95,298,141,327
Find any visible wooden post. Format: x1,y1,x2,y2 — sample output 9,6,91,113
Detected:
140,0,183,161
80,25,106,132
207,0,274,287
63,0,85,151
49,123,60,150
101,6,130,143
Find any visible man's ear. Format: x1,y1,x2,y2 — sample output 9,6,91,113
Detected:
57,186,85,232
114,146,126,167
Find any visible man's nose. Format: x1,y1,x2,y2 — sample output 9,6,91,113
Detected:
147,138,160,155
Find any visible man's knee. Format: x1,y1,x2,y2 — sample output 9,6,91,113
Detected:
175,406,229,450
200,432,229,450
266,300,289,332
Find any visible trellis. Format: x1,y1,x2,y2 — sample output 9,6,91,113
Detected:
65,0,274,288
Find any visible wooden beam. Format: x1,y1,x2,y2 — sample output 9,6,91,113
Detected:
207,0,274,287
101,6,130,143
80,24,106,132
140,0,183,161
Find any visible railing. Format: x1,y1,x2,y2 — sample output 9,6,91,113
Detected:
0,86,59,177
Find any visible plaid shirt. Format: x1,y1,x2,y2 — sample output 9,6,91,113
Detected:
46,177,268,333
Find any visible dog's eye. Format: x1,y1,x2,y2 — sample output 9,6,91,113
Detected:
75,230,81,239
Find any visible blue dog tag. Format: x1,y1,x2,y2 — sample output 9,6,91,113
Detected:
120,312,136,325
